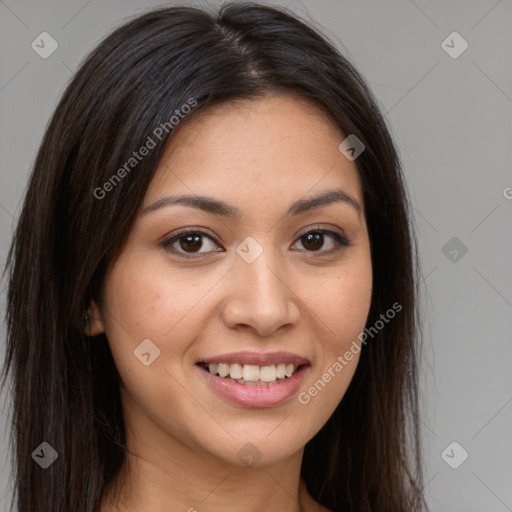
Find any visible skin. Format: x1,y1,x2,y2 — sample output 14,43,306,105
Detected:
88,93,373,512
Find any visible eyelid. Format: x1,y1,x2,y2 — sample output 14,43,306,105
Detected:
295,224,350,243
160,224,352,259
159,226,221,255
160,226,218,244
292,224,352,253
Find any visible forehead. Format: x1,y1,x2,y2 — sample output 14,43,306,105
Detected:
146,94,363,211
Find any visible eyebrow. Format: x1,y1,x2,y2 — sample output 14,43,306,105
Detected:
141,188,362,219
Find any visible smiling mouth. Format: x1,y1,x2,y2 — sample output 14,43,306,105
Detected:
197,362,306,386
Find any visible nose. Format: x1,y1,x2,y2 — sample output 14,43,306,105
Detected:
220,248,300,337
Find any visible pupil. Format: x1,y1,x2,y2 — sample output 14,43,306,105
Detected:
303,233,323,251
180,235,202,252
178,233,324,253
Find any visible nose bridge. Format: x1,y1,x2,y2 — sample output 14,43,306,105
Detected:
243,251,284,300
222,238,299,335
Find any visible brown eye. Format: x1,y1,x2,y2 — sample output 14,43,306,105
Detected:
301,232,324,251
292,228,351,254
160,230,221,258
178,234,203,253
160,226,351,260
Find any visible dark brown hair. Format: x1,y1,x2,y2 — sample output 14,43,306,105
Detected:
2,3,426,511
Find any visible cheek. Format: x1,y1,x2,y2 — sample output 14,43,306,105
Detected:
296,256,372,418
325,268,372,373
301,258,373,349
99,251,211,370
331,276,372,347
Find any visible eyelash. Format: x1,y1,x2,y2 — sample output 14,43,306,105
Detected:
159,225,352,260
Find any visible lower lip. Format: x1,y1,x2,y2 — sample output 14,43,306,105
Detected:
197,365,309,408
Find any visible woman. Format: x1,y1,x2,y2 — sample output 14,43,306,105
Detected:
2,3,427,511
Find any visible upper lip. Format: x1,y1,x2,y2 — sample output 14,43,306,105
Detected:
197,351,310,367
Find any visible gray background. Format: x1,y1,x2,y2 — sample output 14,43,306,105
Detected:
1,0,511,510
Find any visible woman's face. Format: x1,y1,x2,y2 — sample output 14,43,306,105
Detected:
91,94,372,468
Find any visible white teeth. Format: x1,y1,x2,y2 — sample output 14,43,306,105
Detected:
217,363,230,378
229,363,243,379
243,364,260,381
276,363,286,379
205,362,299,382
260,365,277,382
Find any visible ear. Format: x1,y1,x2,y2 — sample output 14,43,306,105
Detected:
84,299,105,336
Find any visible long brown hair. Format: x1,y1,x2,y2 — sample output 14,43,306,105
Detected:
2,3,427,511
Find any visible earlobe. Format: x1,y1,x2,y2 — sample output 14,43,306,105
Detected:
84,299,105,336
